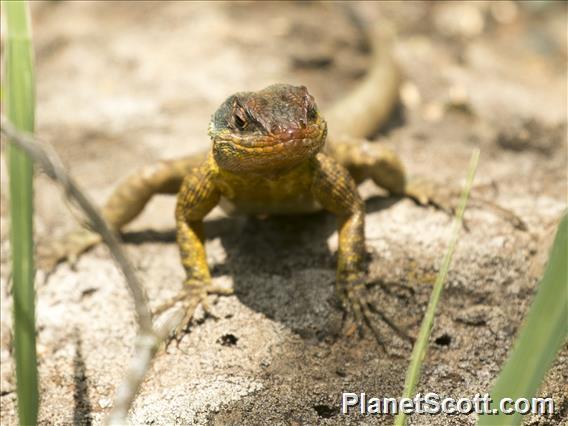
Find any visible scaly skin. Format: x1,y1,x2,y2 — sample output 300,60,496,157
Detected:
169,84,381,334
40,22,526,338
41,24,406,266
41,26,412,336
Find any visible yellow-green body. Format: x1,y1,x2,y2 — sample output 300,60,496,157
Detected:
216,159,321,215
42,26,410,334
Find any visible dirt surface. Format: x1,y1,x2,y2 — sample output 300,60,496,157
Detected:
1,2,567,425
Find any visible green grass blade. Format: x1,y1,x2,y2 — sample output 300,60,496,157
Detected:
478,212,567,426
3,1,38,424
394,149,480,426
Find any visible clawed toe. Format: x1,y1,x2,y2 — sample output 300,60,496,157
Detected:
154,283,234,343
348,294,386,348
338,279,412,350
404,178,528,231
37,228,102,271
404,178,455,215
338,280,384,346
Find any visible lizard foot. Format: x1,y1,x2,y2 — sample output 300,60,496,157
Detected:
37,228,102,271
153,280,234,344
404,177,527,231
404,177,455,214
337,277,388,349
337,278,414,350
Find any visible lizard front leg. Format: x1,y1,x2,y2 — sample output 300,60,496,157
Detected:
39,152,207,270
102,153,208,229
311,153,377,336
154,155,232,336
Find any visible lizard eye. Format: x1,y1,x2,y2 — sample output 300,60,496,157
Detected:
307,104,318,121
233,113,247,130
230,98,249,131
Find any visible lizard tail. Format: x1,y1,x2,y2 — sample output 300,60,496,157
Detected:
324,20,401,141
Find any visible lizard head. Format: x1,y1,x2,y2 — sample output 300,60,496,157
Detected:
208,84,327,173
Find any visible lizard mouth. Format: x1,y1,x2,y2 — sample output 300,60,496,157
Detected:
211,119,327,172
212,118,326,149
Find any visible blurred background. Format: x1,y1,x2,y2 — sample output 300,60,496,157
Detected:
1,1,566,212
1,1,565,227
0,2,566,424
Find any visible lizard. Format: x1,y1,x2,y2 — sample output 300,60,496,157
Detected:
41,23,412,336
155,81,407,336
46,19,507,340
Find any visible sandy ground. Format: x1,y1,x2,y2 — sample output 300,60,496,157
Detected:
0,1,567,425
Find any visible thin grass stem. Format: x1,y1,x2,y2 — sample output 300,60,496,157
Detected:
394,148,480,426
3,1,39,424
